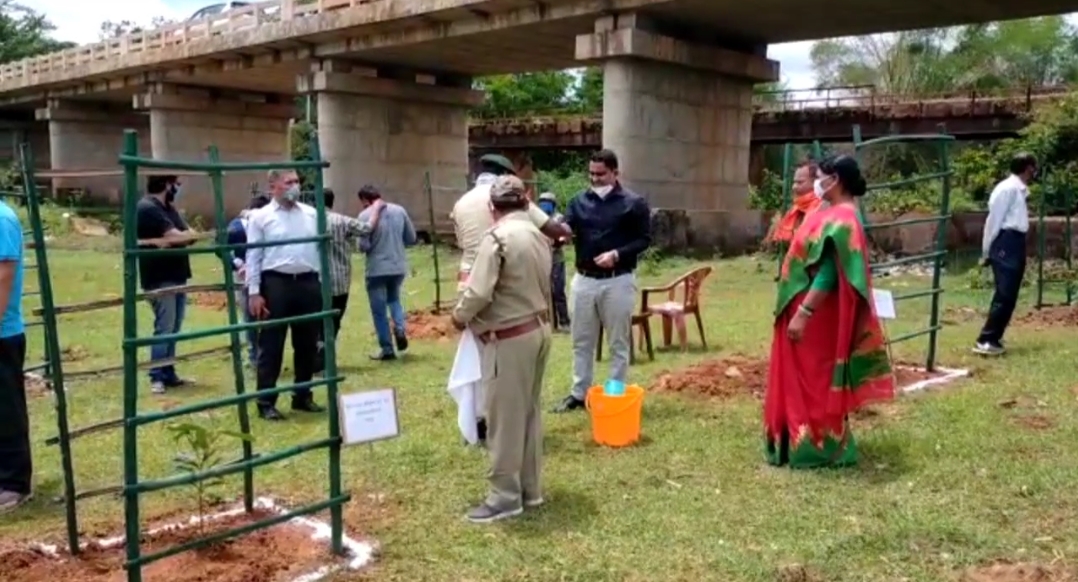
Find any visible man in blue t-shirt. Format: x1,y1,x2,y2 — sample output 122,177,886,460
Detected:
0,199,27,512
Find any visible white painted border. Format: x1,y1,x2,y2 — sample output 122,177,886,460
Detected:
896,365,970,394
28,496,375,581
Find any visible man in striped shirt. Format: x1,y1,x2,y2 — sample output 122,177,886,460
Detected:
315,189,381,372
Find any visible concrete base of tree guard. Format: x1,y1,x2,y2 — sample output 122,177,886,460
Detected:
896,365,970,394
30,496,375,582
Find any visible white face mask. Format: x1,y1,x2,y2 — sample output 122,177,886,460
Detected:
592,185,613,197
812,178,830,199
283,184,300,201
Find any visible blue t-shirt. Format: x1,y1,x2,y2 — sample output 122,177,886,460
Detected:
0,201,23,338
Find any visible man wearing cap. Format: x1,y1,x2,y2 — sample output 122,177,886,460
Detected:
452,154,569,443
451,175,553,524
537,192,570,330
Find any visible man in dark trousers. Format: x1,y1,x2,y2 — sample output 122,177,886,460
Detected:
136,174,200,394
0,195,27,512
974,152,1036,356
537,192,570,331
245,169,326,421
227,194,271,367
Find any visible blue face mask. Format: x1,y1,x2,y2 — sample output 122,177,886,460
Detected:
538,201,555,215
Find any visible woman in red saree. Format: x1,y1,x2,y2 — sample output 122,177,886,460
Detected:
764,155,894,469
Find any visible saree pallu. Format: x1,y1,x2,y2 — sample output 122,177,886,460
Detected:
764,204,894,469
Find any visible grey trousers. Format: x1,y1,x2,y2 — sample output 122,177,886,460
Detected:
569,272,636,400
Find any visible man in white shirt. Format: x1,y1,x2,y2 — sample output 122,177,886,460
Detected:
245,170,326,421
974,153,1036,356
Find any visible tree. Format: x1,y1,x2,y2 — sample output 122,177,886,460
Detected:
473,71,577,118
98,16,173,39
0,1,74,64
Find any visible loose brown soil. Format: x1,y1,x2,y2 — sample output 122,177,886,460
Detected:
394,309,457,341
653,356,768,399
189,291,230,311
24,372,50,396
958,561,1076,581
997,395,1055,431
0,509,344,582
1015,305,1078,328
892,363,950,390
62,345,89,361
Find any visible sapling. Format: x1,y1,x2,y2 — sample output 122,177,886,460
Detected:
167,422,254,533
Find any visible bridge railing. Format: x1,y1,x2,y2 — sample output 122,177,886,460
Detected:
0,0,371,81
754,84,1070,114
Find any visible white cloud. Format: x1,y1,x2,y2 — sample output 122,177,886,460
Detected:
22,0,205,44
768,41,816,90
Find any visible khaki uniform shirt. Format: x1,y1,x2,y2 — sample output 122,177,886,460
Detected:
452,211,552,335
451,174,551,279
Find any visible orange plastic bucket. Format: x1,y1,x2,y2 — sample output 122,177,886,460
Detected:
585,385,644,447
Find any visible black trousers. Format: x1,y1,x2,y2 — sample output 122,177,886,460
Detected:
256,271,321,409
978,229,1027,345
315,293,349,372
551,261,570,327
0,333,29,494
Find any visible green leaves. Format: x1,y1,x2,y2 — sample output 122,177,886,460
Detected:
0,0,75,64
166,421,255,526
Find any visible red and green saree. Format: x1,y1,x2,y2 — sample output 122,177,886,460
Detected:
765,202,894,469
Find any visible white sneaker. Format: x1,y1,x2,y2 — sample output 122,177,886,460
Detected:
524,497,544,508
151,381,167,394
972,342,1005,356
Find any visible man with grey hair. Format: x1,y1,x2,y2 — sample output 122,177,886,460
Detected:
245,169,325,421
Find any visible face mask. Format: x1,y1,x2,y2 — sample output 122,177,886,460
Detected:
538,201,555,215
165,183,181,203
284,184,300,201
592,185,613,197
812,178,830,199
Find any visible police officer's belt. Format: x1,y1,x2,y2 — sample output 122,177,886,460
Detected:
476,316,545,344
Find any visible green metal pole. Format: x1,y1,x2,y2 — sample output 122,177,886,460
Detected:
925,138,951,372
424,171,442,311
777,143,793,275
309,138,344,556
811,140,823,159
119,130,144,582
1036,181,1048,309
1066,186,1074,304
19,144,78,554
207,145,255,512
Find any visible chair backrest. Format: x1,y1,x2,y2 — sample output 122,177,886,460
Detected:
675,266,712,310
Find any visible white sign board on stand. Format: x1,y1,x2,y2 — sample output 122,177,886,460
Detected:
872,289,896,319
338,388,400,446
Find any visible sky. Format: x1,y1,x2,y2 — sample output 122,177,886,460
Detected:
22,0,824,89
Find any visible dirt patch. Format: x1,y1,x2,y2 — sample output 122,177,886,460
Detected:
394,309,457,341
189,291,230,311
0,509,345,582
958,561,1075,581
892,363,951,390
997,395,1055,431
653,356,768,399
1015,305,1078,328
61,345,89,361
775,563,824,582
24,372,49,396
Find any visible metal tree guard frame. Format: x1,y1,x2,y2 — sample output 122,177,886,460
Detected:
18,131,351,581
1035,181,1074,308
852,125,954,371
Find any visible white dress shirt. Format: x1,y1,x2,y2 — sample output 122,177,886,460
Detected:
245,199,320,294
982,174,1030,257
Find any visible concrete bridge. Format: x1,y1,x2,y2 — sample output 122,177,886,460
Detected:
1,0,1077,218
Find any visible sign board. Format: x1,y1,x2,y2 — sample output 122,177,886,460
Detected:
338,388,400,446
872,289,896,319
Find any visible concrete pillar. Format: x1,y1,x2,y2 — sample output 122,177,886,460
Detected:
749,144,767,188
36,100,151,204
576,14,779,210
298,61,483,220
133,84,292,219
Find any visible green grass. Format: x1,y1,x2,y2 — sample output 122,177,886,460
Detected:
3,224,1078,582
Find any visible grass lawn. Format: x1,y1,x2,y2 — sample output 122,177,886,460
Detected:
2,222,1077,582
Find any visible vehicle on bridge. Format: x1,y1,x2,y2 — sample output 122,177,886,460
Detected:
186,1,279,28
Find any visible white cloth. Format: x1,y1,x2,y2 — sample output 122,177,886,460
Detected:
245,199,321,294
982,174,1030,257
447,329,484,445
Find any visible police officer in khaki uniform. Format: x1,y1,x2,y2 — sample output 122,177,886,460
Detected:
451,175,553,524
452,154,568,444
